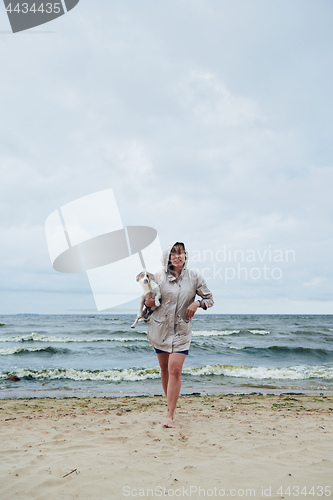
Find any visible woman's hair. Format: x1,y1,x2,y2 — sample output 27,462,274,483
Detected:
171,242,185,255
167,242,186,273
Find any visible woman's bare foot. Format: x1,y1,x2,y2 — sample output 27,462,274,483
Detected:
163,410,176,428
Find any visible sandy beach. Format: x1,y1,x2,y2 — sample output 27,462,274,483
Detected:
1,394,332,500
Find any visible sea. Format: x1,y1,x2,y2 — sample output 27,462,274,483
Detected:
1,314,333,399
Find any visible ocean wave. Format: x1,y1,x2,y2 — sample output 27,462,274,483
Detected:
0,333,147,343
1,367,161,382
291,329,333,336
84,329,134,335
183,364,333,380
0,346,68,356
247,330,270,335
2,363,333,383
192,329,270,337
192,330,240,336
228,345,333,358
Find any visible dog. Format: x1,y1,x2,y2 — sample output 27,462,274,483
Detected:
131,271,161,328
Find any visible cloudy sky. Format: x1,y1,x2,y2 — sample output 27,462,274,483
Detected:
1,0,332,315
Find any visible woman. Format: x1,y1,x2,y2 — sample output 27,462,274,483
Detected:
145,242,214,428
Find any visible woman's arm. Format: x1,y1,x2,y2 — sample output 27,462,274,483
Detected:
186,271,214,318
186,300,201,319
195,272,214,311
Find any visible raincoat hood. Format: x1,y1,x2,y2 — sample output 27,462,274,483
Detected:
162,242,188,274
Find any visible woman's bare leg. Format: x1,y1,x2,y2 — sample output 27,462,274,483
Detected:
156,352,170,397
164,353,186,428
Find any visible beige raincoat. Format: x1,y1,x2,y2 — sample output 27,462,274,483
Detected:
147,244,214,352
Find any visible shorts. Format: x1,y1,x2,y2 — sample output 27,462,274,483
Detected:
154,348,189,355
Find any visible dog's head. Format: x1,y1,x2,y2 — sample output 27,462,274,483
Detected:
136,271,154,284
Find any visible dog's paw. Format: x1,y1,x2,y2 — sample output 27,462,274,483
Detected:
130,323,136,328
155,299,160,307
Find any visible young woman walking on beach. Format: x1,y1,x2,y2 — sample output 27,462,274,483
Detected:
145,242,214,428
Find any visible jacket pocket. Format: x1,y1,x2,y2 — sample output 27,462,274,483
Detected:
176,317,191,336
148,316,168,343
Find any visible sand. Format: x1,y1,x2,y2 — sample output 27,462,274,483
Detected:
0,394,332,500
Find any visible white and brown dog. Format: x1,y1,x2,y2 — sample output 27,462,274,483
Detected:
131,271,161,328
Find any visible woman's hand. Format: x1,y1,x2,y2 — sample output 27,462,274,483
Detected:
186,301,200,319
145,292,156,308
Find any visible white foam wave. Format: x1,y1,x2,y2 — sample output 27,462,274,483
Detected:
184,364,333,380
192,330,240,337
3,364,332,383
1,367,160,382
192,329,269,337
0,333,147,343
247,330,270,335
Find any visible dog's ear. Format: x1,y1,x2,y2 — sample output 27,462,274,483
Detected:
136,272,144,281
147,272,154,281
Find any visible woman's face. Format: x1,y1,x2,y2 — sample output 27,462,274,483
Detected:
170,248,186,270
